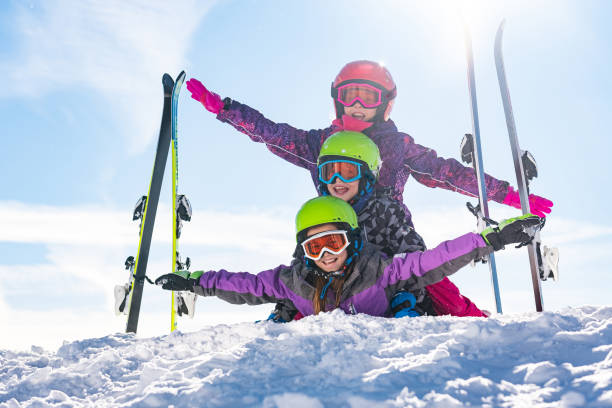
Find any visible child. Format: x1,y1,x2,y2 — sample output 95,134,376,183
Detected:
270,130,485,321
319,130,486,316
186,60,553,232
155,196,541,319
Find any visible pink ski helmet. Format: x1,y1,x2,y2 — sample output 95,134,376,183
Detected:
331,60,397,122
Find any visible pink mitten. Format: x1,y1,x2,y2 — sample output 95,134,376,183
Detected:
186,78,224,114
503,186,553,217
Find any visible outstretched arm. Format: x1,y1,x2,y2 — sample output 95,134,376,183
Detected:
403,139,552,217
187,78,328,170
382,232,492,294
404,139,510,202
381,214,542,293
156,265,293,306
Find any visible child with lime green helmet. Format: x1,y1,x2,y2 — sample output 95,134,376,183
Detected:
314,131,485,318
156,196,542,319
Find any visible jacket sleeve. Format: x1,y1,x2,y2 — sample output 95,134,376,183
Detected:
192,265,293,306
216,99,328,170
403,137,510,203
381,232,493,294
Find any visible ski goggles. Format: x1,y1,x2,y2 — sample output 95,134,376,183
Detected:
335,82,384,108
301,230,350,261
318,160,362,184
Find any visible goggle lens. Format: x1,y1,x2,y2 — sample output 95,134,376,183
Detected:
336,83,382,108
318,160,361,184
301,230,349,260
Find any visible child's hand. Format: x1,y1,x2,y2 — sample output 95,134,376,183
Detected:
503,186,553,217
481,214,542,251
155,271,200,292
186,78,224,114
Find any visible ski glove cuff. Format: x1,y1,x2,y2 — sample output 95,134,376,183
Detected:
155,271,203,292
503,186,553,217
186,78,224,114
482,214,542,251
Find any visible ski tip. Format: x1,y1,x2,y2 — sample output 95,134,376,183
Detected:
162,73,174,95
174,71,186,88
496,19,506,37
494,20,507,55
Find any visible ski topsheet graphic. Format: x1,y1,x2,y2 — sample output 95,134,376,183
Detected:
462,26,503,314
494,21,559,312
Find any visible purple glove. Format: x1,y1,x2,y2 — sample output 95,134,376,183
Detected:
502,186,553,217
186,78,224,114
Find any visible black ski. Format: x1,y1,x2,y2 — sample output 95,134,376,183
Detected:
125,73,174,333
494,21,559,312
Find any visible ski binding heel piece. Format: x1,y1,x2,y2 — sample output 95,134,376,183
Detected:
540,245,559,281
114,283,130,316
176,291,197,318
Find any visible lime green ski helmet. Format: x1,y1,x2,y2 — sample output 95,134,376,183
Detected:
318,131,382,177
295,196,358,241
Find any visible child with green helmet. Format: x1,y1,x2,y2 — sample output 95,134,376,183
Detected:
270,131,486,321
155,196,542,319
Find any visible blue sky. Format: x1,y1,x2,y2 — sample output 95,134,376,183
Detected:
1,0,611,350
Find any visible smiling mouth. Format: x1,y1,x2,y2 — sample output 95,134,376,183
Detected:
332,186,349,195
351,112,365,119
320,255,338,266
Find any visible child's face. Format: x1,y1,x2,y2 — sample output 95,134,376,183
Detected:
306,224,348,273
344,102,377,122
327,178,359,202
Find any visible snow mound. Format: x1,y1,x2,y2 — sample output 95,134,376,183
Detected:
1,306,612,407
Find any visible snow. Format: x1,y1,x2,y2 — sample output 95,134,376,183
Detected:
1,306,612,407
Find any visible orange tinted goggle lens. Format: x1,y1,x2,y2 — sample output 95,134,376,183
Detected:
337,84,382,107
303,233,348,259
320,161,360,183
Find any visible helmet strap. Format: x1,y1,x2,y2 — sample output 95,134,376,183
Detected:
317,182,330,196
373,103,389,122
320,276,334,299
349,172,376,213
344,228,363,266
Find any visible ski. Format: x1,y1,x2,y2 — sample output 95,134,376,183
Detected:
124,73,174,333
494,20,559,312
462,27,503,314
169,71,195,332
114,256,135,316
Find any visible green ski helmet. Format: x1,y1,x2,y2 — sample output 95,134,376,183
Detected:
318,131,382,178
295,196,363,268
295,196,358,241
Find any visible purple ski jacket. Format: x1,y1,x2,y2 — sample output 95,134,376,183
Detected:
192,233,492,317
216,100,510,224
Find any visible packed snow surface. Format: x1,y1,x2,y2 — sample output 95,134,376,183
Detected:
1,306,612,407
